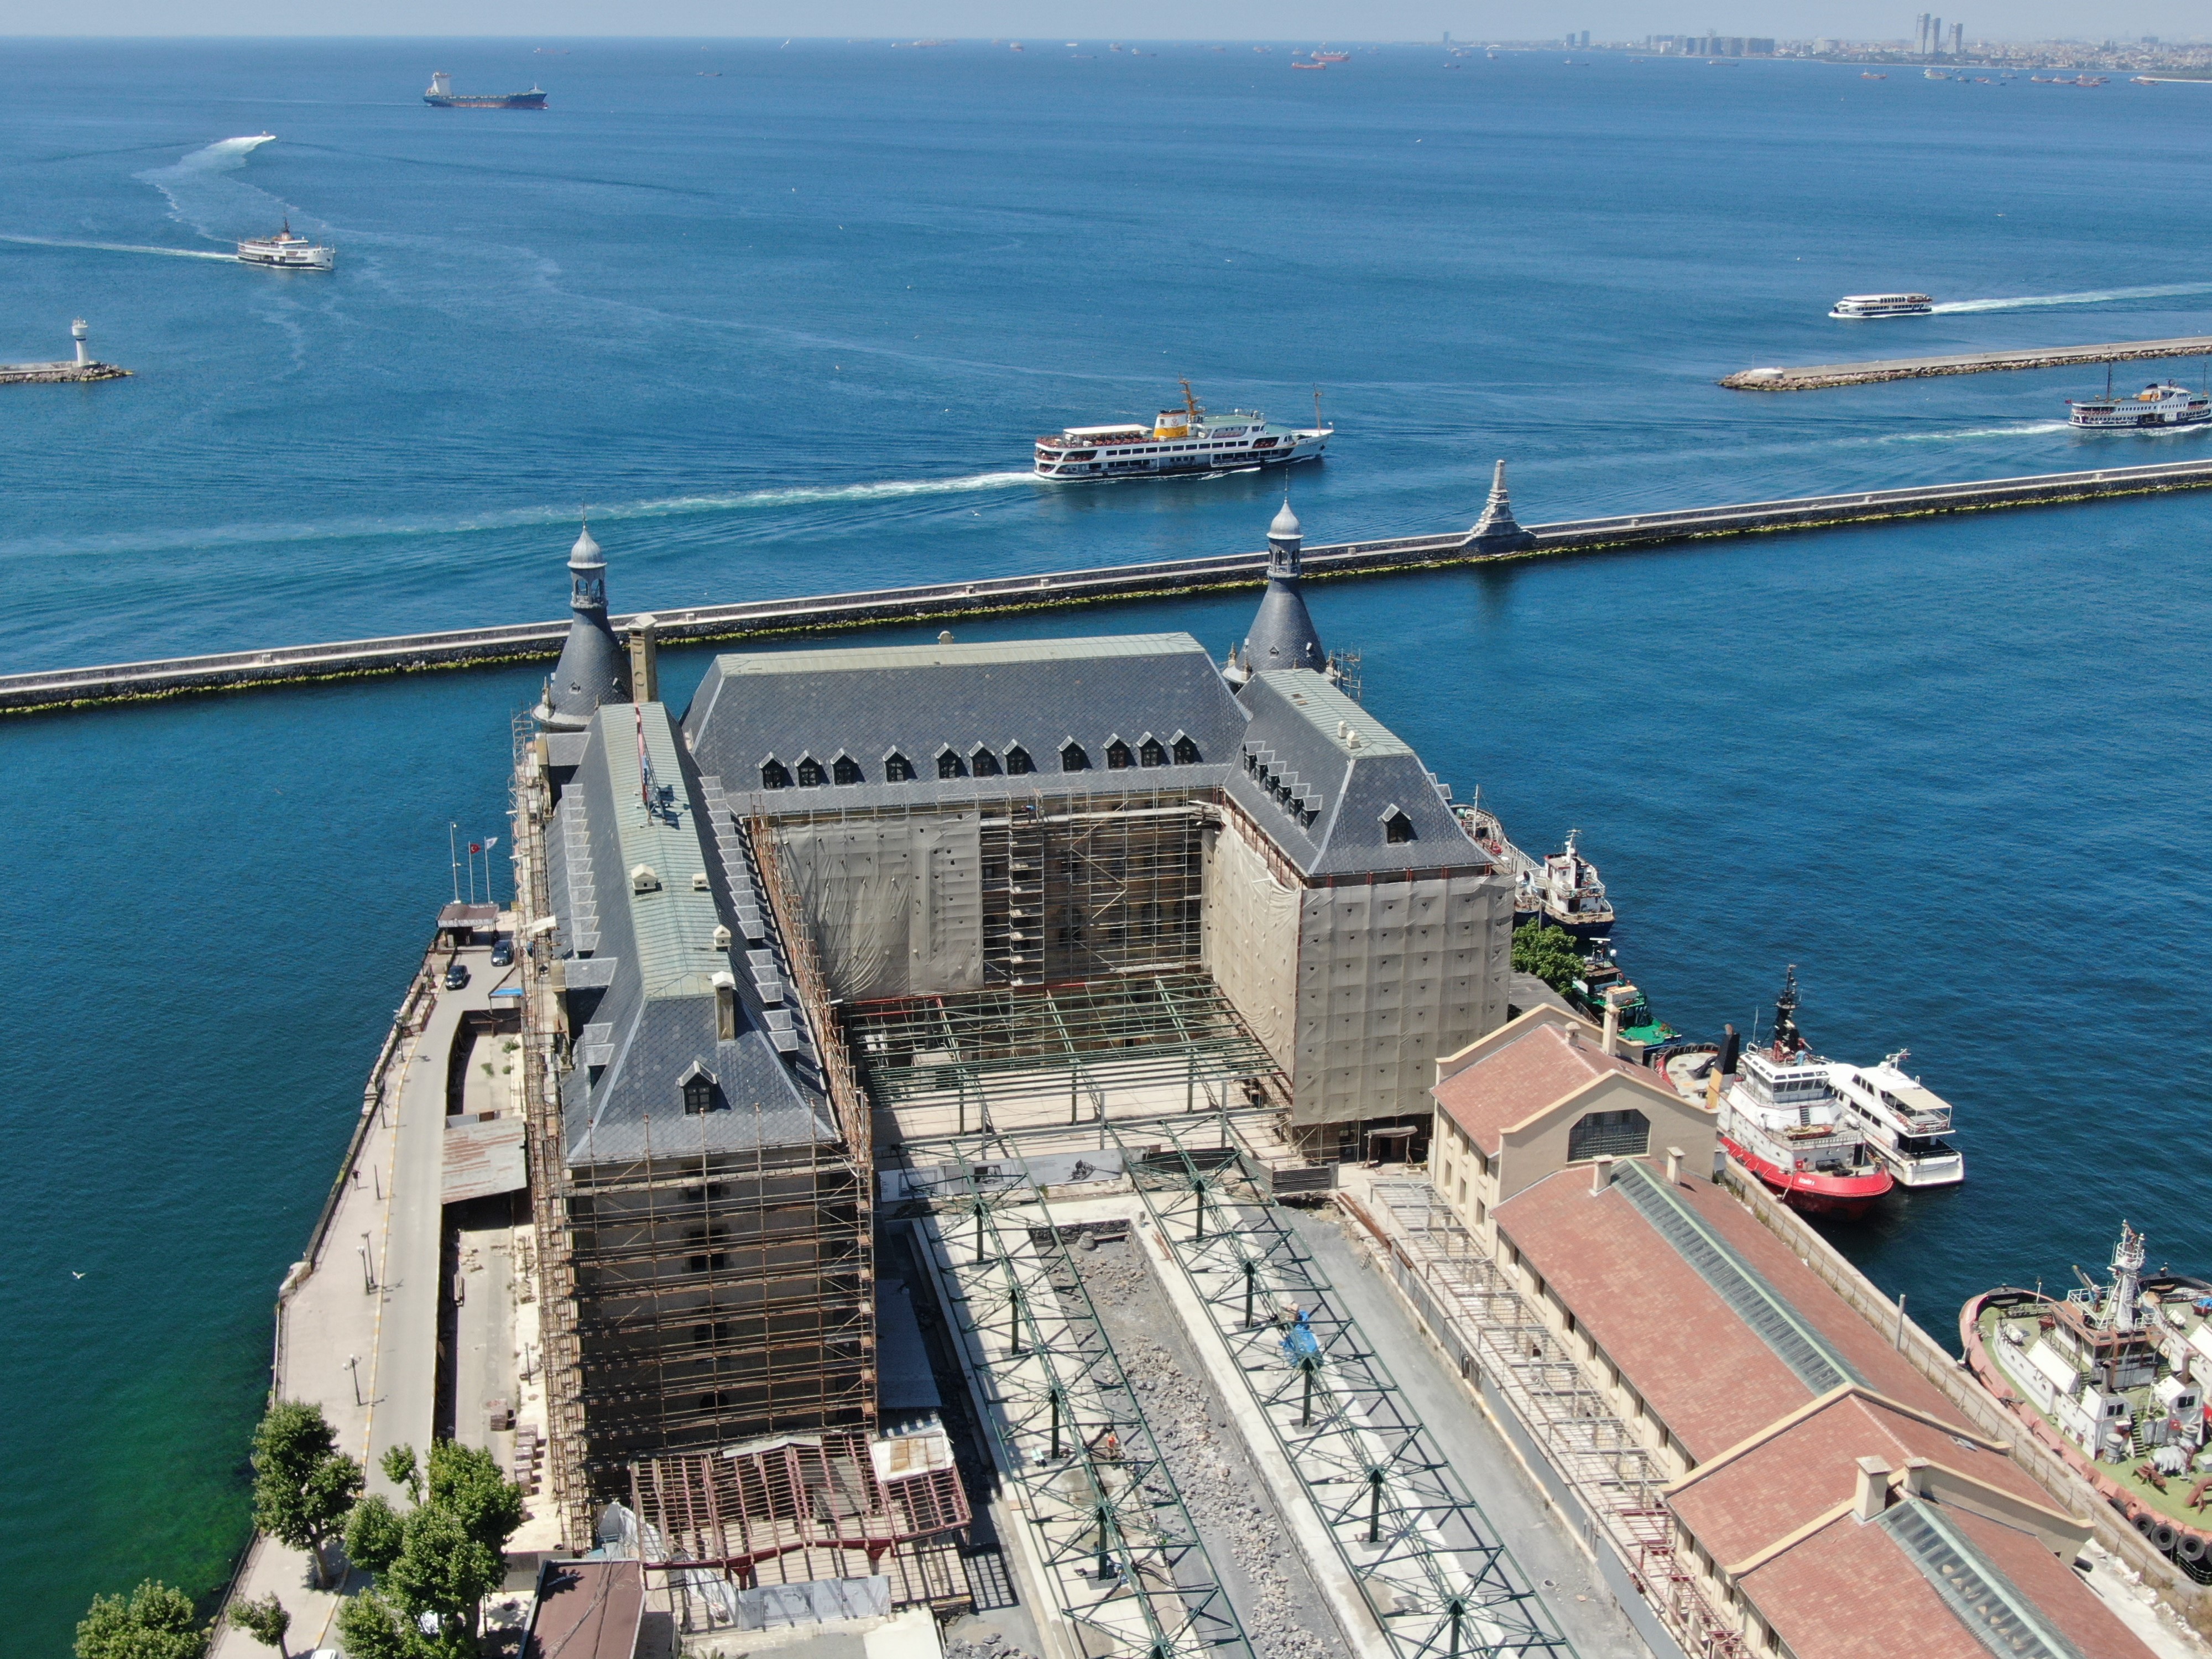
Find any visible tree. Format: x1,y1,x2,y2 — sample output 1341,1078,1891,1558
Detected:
75,1579,205,1659
345,1493,408,1577
425,1440,524,1556
335,1589,425,1659
228,1593,290,1659
1511,921,1589,994
381,1444,422,1504
251,1400,364,1587
383,1505,505,1642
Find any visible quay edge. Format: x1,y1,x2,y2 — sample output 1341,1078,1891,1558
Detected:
8,456,2212,718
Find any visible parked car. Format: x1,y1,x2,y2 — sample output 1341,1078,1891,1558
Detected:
490,937,514,966
444,961,470,990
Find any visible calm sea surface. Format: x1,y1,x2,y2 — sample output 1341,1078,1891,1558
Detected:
5,36,2212,1649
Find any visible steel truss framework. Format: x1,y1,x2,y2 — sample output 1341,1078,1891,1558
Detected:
846,973,1283,1135
1108,1115,1576,1659
909,1134,1254,1659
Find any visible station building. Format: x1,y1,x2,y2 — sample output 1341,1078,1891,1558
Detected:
1425,1010,2153,1659
515,502,1519,1534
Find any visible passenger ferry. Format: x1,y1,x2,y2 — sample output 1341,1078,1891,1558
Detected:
1829,293,1934,319
1825,1051,1964,1187
1034,383,1331,481
2068,379,2212,431
237,220,335,271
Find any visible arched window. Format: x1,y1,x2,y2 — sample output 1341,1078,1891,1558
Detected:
1140,737,1168,768
796,756,826,788
1173,735,1201,765
1567,1108,1650,1162
938,749,966,780
760,759,791,790
1384,809,1416,845
971,747,1001,777
1105,738,1133,770
884,751,915,783
1060,742,1089,773
832,755,864,786
1005,745,1034,775
680,1061,719,1115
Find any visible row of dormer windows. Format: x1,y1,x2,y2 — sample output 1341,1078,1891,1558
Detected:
758,733,1202,791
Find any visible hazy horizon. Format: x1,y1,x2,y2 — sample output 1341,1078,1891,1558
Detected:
0,11,2201,43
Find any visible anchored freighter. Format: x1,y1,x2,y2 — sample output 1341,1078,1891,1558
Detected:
1034,381,1331,481
424,71,549,108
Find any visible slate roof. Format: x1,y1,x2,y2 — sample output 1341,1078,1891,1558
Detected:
1227,671,1486,877
550,703,833,1168
682,634,1249,814
1431,1019,1654,1155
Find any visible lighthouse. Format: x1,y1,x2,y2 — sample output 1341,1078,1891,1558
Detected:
71,320,90,367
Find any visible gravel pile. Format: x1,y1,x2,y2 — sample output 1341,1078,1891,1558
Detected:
944,1636,1040,1659
1074,1237,1341,1659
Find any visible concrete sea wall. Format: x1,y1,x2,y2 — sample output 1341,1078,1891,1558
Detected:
8,456,2212,717
1723,335,2212,390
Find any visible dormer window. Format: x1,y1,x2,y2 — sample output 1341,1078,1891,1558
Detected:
972,745,1003,777
1060,741,1089,773
1105,738,1133,770
832,754,864,786
937,748,966,780
1244,749,1259,774
679,1061,720,1115
1383,808,1416,846
1005,744,1034,775
796,755,826,788
884,750,915,783
1139,736,1168,768
1172,734,1201,765
760,758,791,790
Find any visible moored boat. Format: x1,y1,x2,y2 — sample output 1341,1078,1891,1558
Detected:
1825,1050,1964,1186
1964,1224,2212,1579
1033,381,1331,481
1519,829,1614,941
1715,968,1893,1218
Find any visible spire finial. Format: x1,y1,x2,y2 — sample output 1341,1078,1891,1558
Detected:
1467,457,1535,552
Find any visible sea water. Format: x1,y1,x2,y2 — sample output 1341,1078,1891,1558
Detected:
4,37,2212,1647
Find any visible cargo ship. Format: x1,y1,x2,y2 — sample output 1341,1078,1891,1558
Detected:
1964,1223,2212,1579
424,71,549,108
1032,382,1330,480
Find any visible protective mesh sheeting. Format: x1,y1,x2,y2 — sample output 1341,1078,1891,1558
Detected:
775,814,984,1001
1201,814,1298,1067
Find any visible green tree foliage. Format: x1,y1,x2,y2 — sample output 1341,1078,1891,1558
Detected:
228,1593,290,1657
1510,922,1589,994
251,1400,364,1587
340,1439,527,1648
74,1579,206,1659
344,1493,408,1576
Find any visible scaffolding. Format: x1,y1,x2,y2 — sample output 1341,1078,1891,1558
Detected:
1108,1115,1573,1659
844,974,1285,1142
1363,1179,1746,1659
906,1136,1253,1659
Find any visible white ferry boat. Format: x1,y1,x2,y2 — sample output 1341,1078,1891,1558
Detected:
1829,293,1934,319
1824,1050,1964,1187
237,220,335,271
1034,382,1330,481
2068,379,2212,431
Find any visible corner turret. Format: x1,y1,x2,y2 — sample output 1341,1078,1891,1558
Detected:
1225,499,1326,687
534,518,631,731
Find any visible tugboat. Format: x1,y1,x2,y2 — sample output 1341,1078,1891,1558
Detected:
236,220,334,271
1032,380,1331,480
1710,968,1893,1218
1964,1224,2212,1578
1568,946,1678,1060
1522,830,1615,942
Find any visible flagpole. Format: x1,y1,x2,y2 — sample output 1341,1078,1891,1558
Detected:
449,822,461,904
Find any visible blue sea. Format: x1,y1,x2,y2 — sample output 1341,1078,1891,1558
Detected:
6,35,2212,1650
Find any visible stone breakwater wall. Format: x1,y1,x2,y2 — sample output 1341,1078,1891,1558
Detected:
8,456,2212,717
0,359,132,385
1723,334,2212,390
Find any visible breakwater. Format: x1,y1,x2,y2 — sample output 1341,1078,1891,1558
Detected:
8,455,2212,716
0,359,130,385
1722,334,2212,391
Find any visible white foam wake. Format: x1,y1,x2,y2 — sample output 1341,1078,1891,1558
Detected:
0,234,234,262
1933,283,2212,314
136,134,289,241
610,472,1037,515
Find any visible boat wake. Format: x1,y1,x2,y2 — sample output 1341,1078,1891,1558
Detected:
0,234,234,261
136,134,294,241
1932,282,2212,314
629,471,1037,514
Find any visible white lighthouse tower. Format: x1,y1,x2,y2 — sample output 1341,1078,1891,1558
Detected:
71,320,90,367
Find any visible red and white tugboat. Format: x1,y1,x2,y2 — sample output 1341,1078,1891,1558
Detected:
1716,968,1893,1218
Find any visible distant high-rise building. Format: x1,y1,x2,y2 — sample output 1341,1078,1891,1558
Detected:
1951,22,1963,55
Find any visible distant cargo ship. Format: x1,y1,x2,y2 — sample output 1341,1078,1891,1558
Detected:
1829,293,1934,319
237,220,334,270
424,71,548,108
1032,382,1330,480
